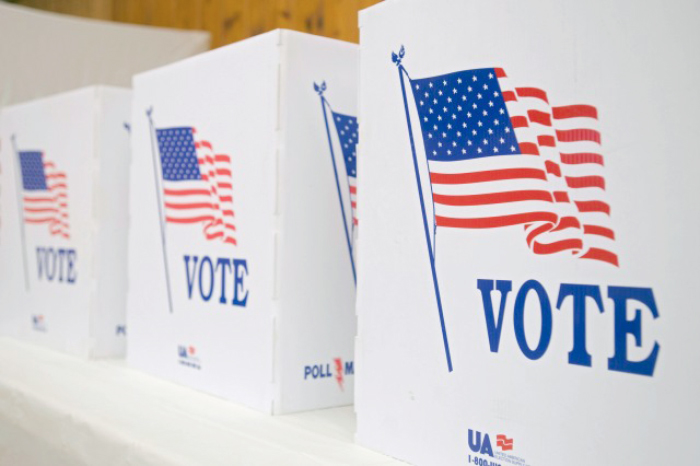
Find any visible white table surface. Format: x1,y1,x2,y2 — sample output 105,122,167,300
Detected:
0,337,403,466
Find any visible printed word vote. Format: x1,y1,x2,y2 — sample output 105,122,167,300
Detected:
477,279,660,376
183,255,249,307
36,247,77,283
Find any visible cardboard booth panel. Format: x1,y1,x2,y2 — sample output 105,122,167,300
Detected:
356,0,699,465
127,29,357,414
276,32,358,413
0,86,130,357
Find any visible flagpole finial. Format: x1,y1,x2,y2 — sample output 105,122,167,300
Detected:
146,106,153,118
314,81,327,96
391,45,406,66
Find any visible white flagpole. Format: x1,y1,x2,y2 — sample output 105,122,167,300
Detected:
146,108,174,314
10,135,30,291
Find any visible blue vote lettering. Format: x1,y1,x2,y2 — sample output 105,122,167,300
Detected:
477,279,660,376
36,247,77,284
183,255,249,307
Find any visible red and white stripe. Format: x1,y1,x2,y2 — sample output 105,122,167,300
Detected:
24,159,70,239
511,84,586,258
163,128,236,246
349,175,358,226
551,102,617,265
512,83,617,266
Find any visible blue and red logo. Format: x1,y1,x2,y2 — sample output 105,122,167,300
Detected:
468,429,526,465
469,429,515,456
177,345,201,370
304,357,354,391
31,314,46,332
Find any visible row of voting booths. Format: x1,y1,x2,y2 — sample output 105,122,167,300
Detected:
0,0,698,464
0,30,359,415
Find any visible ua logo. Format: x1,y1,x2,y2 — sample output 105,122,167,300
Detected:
468,429,494,457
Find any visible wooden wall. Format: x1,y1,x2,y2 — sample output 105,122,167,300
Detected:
12,0,382,47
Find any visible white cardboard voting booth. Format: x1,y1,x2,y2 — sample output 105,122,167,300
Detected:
0,86,131,357
356,0,699,464
128,29,358,414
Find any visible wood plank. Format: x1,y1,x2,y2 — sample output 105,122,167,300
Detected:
201,0,223,47
246,0,276,38
89,0,114,20
277,0,324,36
325,0,359,42
13,0,385,45
219,0,247,45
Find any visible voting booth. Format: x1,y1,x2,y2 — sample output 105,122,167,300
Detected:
0,86,131,357
355,0,699,464
127,29,358,414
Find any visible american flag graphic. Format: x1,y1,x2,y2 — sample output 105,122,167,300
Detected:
409,67,617,266
332,112,358,226
18,151,70,239
156,127,236,246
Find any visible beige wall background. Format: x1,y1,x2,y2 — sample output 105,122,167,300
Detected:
10,0,382,46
